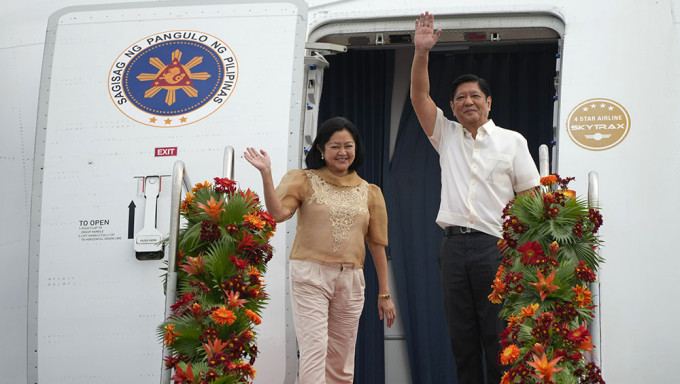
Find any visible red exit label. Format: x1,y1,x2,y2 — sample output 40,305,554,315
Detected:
155,147,177,157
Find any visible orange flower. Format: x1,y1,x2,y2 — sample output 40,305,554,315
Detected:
572,285,593,308
488,275,507,304
226,290,248,308
527,352,563,382
530,343,546,357
495,265,505,280
488,289,503,304
241,363,257,379
180,253,205,276
164,324,181,346
520,303,539,318
563,189,576,198
243,212,266,230
507,315,520,327
577,335,595,357
241,188,260,204
196,196,225,223
529,269,560,301
501,371,511,384
247,265,261,280
242,328,255,341
211,306,236,326
540,175,557,186
500,344,520,365
180,192,195,212
497,238,509,253
245,309,262,325
202,338,228,358
190,302,203,317
192,181,212,192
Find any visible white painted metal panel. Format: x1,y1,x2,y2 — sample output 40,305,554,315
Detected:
0,42,43,384
28,1,306,383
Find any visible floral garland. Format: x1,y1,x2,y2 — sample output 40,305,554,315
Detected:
158,177,276,384
489,175,606,384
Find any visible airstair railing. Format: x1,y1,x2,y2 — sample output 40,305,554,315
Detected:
538,144,550,177
223,145,234,179
160,160,191,383
588,171,602,366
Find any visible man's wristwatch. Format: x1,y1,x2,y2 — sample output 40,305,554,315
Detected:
378,294,391,299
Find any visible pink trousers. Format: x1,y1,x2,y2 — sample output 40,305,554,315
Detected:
290,259,366,384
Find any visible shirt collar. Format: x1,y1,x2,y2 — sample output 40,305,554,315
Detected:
463,119,496,139
481,119,497,135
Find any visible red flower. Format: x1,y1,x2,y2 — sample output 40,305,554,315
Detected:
214,177,237,194
190,302,203,319
574,261,597,282
236,230,257,253
588,208,604,233
172,363,195,383
566,325,590,345
258,210,277,229
225,223,239,234
230,254,249,270
517,241,544,266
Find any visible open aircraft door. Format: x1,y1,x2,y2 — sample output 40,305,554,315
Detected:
27,1,307,382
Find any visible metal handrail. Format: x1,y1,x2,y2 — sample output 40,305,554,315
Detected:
223,146,234,179
160,160,192,384
587,171,602,366
538,144,550,177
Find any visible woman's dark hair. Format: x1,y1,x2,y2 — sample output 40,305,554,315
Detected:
449,74,492,101
305,116,365,171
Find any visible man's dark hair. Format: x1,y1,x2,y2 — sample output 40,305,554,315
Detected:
305,116,365,172
449,74,492,101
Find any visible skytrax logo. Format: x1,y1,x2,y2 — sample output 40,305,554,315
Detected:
108,31,238,127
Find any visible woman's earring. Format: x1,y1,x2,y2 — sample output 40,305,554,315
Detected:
321,154,325,160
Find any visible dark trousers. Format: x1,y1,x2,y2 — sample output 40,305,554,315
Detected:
438,231,504,384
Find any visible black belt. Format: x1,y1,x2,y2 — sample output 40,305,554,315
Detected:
444,225,481,236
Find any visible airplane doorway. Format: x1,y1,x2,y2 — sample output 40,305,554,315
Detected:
312,16,561,384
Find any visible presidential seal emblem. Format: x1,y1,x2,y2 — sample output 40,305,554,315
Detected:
108,31,237,127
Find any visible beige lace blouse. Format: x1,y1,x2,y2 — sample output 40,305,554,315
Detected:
275,167,388,267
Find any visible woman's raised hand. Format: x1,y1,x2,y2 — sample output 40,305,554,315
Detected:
244,147,271,172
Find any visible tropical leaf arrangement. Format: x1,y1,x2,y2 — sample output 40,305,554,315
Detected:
489,175,606,384
158,177,276,384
